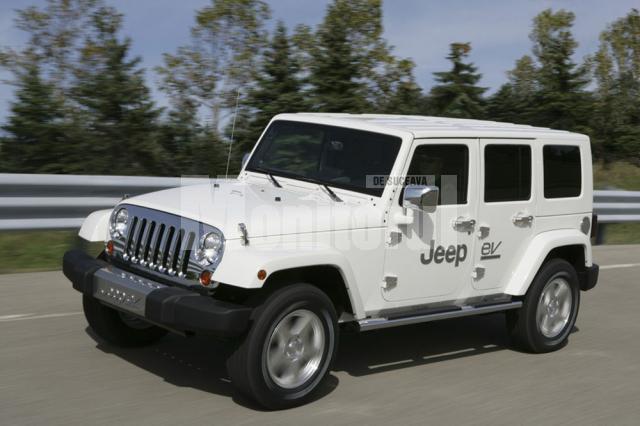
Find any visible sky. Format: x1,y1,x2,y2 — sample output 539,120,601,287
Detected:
0,0,638,123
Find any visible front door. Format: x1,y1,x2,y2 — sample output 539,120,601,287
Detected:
472,139,537,291
383,139,478,303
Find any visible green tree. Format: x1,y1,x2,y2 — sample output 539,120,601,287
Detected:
428,42,486,118
1,63,69,172
308,0,369,112
70,5,164,175
227,22,307,172
488,55,538,123
379,59,424,115
591,9,640,161
0,0,103,95
527,9,592,132
308,0,415,113
156,0,271,130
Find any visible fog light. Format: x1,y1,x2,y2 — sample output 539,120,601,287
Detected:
106,240,115,256
199,270,213,286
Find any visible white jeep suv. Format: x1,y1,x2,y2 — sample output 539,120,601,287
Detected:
64,114,599,409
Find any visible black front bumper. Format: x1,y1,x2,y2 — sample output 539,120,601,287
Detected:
63,250,251,337
579,264,599,291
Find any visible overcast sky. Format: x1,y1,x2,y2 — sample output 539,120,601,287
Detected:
1,0,638,122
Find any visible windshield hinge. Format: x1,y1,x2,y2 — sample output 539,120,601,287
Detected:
238,223,249,246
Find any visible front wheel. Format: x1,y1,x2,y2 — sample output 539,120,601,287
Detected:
226,284,338,409
507,259,580,353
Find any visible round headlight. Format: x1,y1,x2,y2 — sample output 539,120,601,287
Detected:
110,208,129,239
196,231,224,266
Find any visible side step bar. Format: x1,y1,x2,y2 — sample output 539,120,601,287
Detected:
358,301,523,332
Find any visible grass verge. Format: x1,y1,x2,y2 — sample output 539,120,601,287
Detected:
593,161,640,190
0,230,103,274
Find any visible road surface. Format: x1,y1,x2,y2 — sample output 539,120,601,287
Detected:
1,245,639,425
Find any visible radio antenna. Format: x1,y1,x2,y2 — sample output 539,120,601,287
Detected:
225,87,241,178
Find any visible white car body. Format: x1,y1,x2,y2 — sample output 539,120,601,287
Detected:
80,113,594,322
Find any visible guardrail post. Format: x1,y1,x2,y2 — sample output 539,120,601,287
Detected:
594,224,607,246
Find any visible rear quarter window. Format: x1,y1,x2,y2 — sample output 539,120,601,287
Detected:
543,145,582,198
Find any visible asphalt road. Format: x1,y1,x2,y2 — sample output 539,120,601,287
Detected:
1,245,640,425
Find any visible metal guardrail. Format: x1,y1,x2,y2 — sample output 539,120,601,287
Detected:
0,173,212,230
593,190,640,223
1,174,639,236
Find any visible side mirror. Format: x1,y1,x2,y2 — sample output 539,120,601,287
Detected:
241,153,250,169
403,185,439,213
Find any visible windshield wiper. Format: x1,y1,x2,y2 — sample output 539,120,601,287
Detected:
267,173,282,188
250,166,282,188
321,184,342,202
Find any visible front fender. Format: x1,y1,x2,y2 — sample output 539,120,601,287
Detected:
213,240,364,318
504,229,592,296
78,209,111,242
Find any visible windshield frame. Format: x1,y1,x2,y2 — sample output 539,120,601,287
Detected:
245,120,403,197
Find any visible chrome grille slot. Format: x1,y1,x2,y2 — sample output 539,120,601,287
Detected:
111,205,221,284
133,219,147,260
124,216,139,255
161,226,175,271
178,232,196,275
148,223,165,267
165,227,180,275
142,221,156,265
171,229,185,273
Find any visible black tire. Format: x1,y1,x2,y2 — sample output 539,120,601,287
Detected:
226,284,338,410
507,259,580,353
82,295,167,347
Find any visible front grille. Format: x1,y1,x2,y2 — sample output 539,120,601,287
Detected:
112,205,215,282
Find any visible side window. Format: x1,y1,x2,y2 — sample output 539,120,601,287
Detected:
406,144,469,205
544,145,582,198
484,145,531,202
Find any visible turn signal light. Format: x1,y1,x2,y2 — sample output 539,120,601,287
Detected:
199,270,213,286
257,269,267,280
106,240,115,256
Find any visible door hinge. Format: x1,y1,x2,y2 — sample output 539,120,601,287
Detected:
387,231,402,246
472,266,485,280
477,225,490,239
382,275,398,290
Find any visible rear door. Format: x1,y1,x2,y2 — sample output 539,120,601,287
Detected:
472,139,537,291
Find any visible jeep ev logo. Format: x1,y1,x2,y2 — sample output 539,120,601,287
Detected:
420,240,467,267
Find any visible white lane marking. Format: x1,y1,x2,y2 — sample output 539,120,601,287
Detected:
600,263,640,270
0,314,34,320
0,312,82,322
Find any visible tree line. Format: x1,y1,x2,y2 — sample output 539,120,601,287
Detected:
1,0,638,176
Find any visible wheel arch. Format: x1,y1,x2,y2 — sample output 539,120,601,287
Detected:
504,229,592,296
261,265,356,318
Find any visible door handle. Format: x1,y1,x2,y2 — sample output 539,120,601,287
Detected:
512,213,534,226
452,217,476,232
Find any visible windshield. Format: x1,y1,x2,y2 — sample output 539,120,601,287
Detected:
246,120,402,196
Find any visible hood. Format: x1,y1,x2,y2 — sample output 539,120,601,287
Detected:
123,179,385,240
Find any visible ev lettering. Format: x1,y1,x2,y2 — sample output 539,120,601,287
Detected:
421,240,467,267
480,241,502,260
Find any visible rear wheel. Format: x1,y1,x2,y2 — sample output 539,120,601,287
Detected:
507,259,580,353
226,284,338,409
82,295,167,347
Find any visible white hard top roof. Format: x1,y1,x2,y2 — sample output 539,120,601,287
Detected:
275,113,588,141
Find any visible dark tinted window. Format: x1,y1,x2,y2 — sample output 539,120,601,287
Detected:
247,120,402,196
544,145,582,198
484,145,531,202
406,145,469,205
